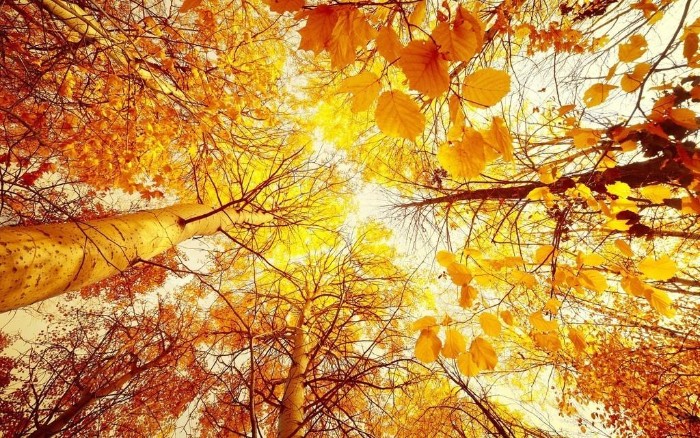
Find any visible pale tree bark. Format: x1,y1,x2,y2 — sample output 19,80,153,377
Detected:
0,204,272,311
277,299,312,438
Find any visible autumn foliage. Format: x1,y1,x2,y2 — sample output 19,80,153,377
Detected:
1,0,700,436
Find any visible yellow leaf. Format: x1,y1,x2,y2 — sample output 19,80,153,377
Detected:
567,127,601,149
457,352,480,376
447,262,472,285
529,311,558,333
614,239,634,257
511,270,537,289
415,329,442,362
639,255,677,280
411,316,438,332
646,288,676,317
338,72,381,112
298,6,338,54
436,250,457,267
479,313,501,337
618,34,647,62
533,332,562,352
179,0,204,13
606,181,631,198
641,185,671,203
583,83,616,108
568,328,587,354
470,337,497,370
442,328,467,358
408,0,426,26
620,62,651,93
437,128,486,179
375,91,425,140
579,270,608,292
544,298,562,314
533,244,556,265
621,275,648,297
580,252,605,267
462,68,511,108
669,108,698,129
398,40,450,98
459,285,478,308
431,21,477,62
375,26,402,63
500,310,514,326
483,117,514,162
263,0,304,14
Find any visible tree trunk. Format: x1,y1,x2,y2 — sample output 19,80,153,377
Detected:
277,299,311,438
0,204,272,311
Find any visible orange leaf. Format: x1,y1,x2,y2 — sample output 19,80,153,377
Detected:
375,91,425,140
457,352,480,376
398,40,450,98
459,284,478,308
669,108,698,129
415,329,442,362
328,8,376,69
462,68,510,108
375,26,402,63
338,72,381,112
446,262,472,285
470,337,497,370
568,328,587,354
479,313,502,337
620,62,651,93
442,328,467,358
432,21,477,62
180,0,204,13
483,116,513,161
263,0,304,14
436,250,457,267
298,6,338,54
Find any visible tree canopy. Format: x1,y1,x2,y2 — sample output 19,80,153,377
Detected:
1,0,699,436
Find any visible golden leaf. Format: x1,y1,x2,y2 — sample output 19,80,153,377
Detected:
479,313,502,337
446,262,472,285
568,328,587,354
579,270,608,292
408,0,426,26
462,68,510,108
500,310,514,326
470,337,497,370
431,21,477,62
459,284,478,308
328,8,376,69
375,91,425,140
529,311,558,333
437,128,486,179
511,270,537,289
646,288,676,317
583,83,616,108
618,34,647,62
684,33,698,62
533,244,556,265
641,185,671,204
415,329,442,362
533,332,562,352
639,255,677,280
483,116,513,162
398,40,450,98
614,239,634,257
669,108,698,129
457,352,480,376
606,181,631,198
620,62,651,93
544,298,562,314
442,328,467,358
436,250,457,267
579,252,605,267
411,316,438,332
338,72,381,112
375,26,402,63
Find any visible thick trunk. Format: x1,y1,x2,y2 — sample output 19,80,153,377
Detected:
398,157,692,208
277,300,311,438
0,204,272,311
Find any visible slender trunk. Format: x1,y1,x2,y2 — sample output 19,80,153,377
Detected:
277,299,312,438
0,204,272,311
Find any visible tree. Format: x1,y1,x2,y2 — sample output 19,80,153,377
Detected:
2,0,700,436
